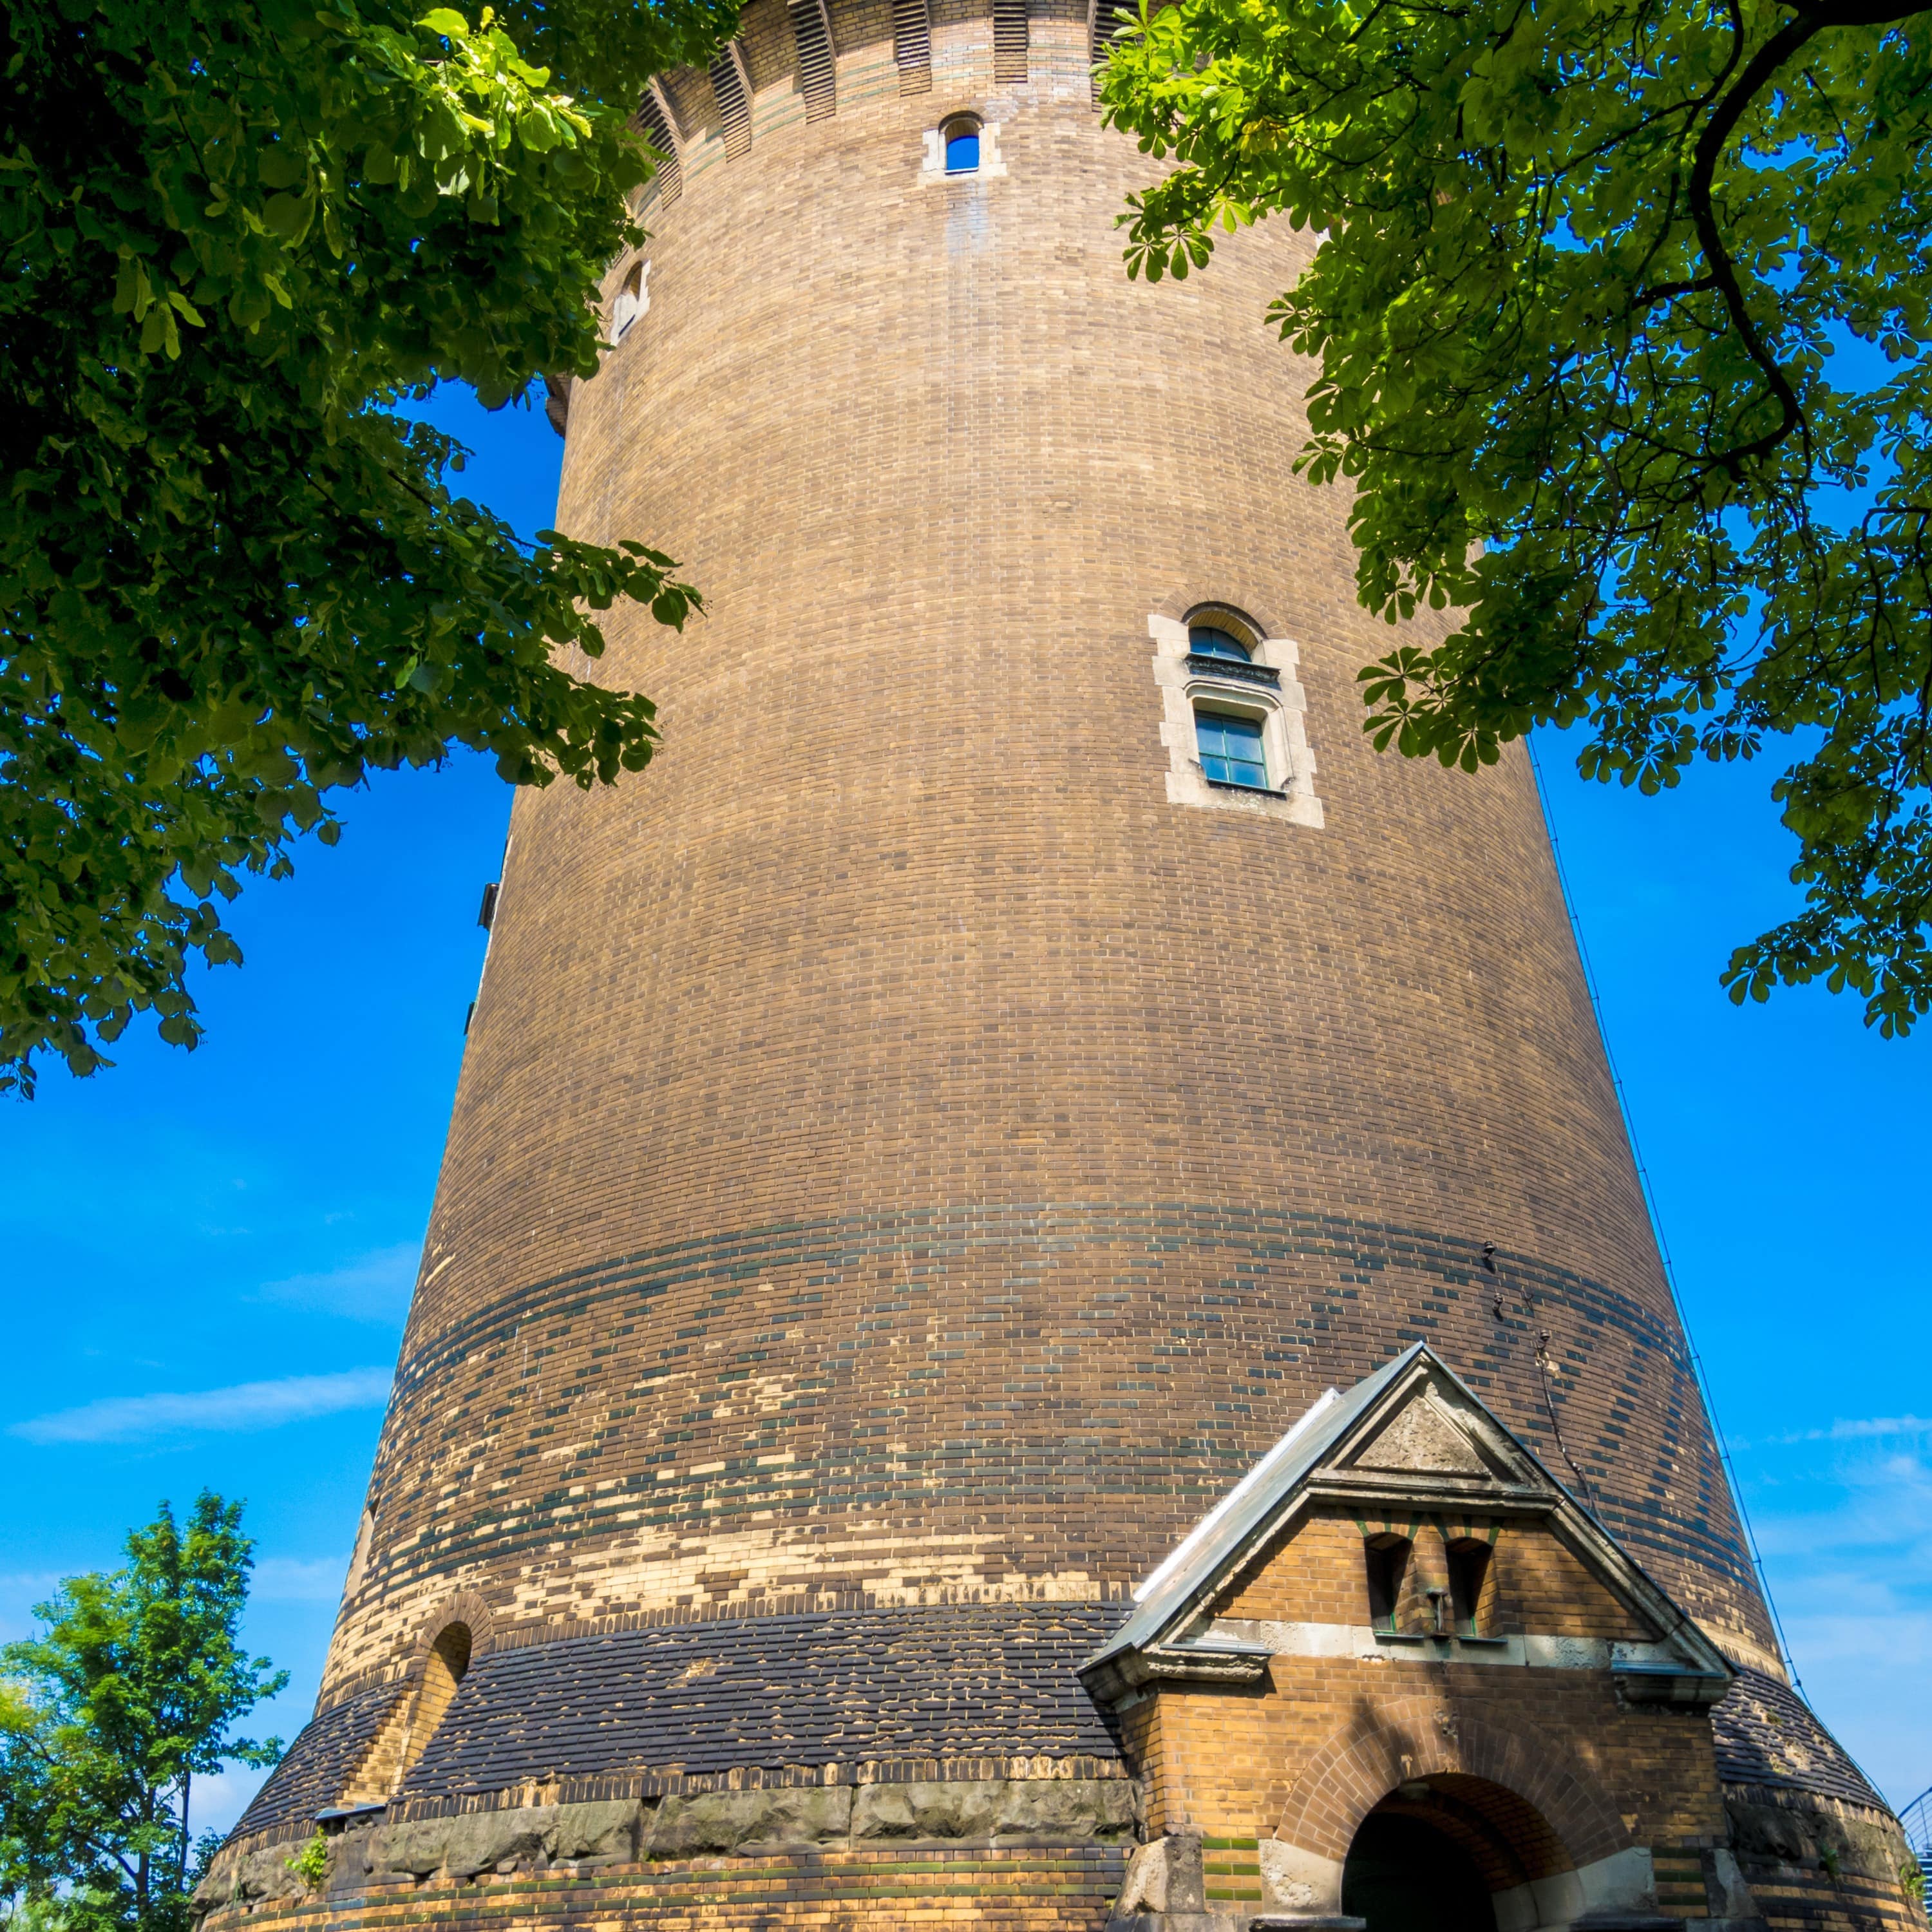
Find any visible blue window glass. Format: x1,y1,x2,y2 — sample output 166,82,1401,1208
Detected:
1189,625,1251,662
1196,710,1268,788
945,127,980,173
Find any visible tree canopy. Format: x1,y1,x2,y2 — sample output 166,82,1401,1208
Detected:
1101,0,1932,1032
2,0,736,1095
0,1494,285,1932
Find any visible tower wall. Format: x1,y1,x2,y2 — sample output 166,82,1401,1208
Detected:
209,1,1917,1924
328,0,1778,1685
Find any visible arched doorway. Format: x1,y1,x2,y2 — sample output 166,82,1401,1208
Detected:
1340,1774,1573,1932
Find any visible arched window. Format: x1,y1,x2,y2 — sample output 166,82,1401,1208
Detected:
1446,1538,1493,1636
399,1621,473,1780
1365,1535,1411,1634
942,114,981,174
1188,624,1251,663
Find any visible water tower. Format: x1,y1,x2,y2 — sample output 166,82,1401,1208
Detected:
207,1,1916,1925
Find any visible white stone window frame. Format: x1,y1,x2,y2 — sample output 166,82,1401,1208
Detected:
607,257,651,346
918,115,1007,182
1151,612,1323,828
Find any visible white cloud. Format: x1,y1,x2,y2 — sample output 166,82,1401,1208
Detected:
8,1368,393,1445
1757,1414,1932,1448
187,1763,276,1841
1747,1446,1932,1808
250,1555,350,1603
257,1242,419,1323
1752,1451,1932,1558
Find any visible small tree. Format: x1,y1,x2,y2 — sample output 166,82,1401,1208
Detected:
0,1495,286,1932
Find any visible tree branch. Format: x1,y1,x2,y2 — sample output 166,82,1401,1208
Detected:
1685,10,1823,469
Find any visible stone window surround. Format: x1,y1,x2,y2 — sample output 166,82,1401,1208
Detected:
607,257,651,346
918,114,1007,181
1151,611,1323,827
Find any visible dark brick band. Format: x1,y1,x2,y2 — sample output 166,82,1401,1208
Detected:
236,1603,1129,1847
366,1206,1759,1634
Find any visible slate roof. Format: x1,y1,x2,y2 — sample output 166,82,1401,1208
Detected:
398,1601,1129,1801
229,1679,399,1844
229,1601,1895,1853
1713,1665,1890,1811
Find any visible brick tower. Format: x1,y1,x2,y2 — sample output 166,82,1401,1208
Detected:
208,1,1918,1926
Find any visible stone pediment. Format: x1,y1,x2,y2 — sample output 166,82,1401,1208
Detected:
1350,1390,1488,1476
1320,1364,1546,1506
1079,1343,1735,1707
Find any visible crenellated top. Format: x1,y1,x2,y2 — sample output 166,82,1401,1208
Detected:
541,0,1122,431
630,0,1119,211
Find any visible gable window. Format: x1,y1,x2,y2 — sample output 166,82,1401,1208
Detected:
1446,1539,1493,1636
943,114,981,173
1365,1535,1410,1634
1195,708,1269,790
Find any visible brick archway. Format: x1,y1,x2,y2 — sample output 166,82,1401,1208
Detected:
402,1586,495,1669
1273,1696,1628,1873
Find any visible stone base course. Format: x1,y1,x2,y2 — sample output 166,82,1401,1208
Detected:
204,1833,1131,1930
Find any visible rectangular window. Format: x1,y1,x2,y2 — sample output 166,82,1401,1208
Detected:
1365,1539,1409,1634
1447,1540,1492,1636
1196,709,1268,789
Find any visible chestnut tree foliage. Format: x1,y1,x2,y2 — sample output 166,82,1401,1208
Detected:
1101,0,1932,1032
1,0,735,1095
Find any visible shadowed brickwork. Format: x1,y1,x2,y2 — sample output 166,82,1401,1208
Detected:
211,0,1917,1921
397,1603,1128,1803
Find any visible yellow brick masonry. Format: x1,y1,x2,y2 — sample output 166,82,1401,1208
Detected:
324,0,1776,1701
202,1847,1126,1932
1118,1499,1922,1929
212,0,1920,1924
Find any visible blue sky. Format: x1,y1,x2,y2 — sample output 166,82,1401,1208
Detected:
2,388,1926,1840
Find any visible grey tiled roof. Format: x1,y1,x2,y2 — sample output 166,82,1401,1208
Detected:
229,1609,1893,1855
397,1602,1130,1801
1712,1665,1889,1811
230,1680,399,1844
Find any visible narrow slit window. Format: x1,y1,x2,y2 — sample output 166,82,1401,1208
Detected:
1447,1539,1493,1636
1365,1537,1410,1634
612,262,646,342
1195,709,1267,789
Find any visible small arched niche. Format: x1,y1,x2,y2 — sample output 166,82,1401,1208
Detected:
397,1621,473,1781
1341,1773,1573,1932
1363,1532,1412,1634
1445,1535,1495,1636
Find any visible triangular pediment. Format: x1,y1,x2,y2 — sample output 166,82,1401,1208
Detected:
1079,1343,1736,1705
1353,1392,1487,1474
1323,1360,1544,1503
